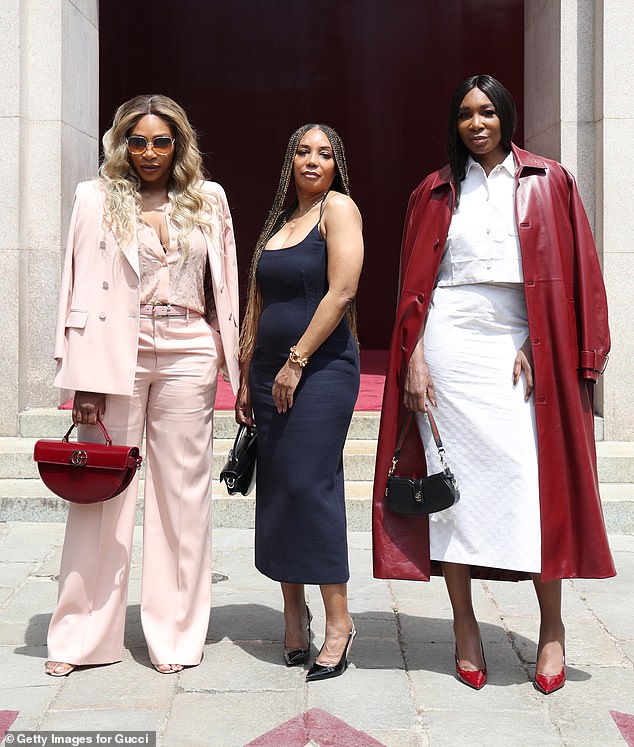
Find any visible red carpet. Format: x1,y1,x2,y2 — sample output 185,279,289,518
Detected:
0,711,19,742
355,349,388,411
245,708,386,746
610,711,634,746
213,349,388,411
60,350,388,413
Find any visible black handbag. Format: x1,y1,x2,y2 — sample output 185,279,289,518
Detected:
385,410,459,515
219,424,257,496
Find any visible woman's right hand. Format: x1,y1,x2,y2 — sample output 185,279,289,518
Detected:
235,381,254,426
403,343,436,413
72,391,106,425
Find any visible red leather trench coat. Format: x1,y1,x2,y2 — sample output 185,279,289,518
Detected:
372,144,615,583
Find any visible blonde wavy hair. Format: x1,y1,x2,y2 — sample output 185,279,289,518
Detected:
99,94,215,257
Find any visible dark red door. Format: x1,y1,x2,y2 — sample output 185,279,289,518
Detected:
100,0,523,348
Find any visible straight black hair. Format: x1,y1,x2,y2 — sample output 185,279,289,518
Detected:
447,74,517,204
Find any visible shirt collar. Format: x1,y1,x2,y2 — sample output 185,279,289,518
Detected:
499,151,516,176
465,151,516,179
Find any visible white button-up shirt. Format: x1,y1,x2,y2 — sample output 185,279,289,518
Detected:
436,152,523,286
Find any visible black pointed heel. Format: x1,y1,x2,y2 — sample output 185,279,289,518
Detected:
283,605,312,666
306,624,356,682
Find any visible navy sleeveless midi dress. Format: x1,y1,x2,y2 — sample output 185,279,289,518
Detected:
250,224,360,584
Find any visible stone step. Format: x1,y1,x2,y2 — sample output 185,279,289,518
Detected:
0,478,375,530
17,407,381,440
5,433,633,483
599,483,634,535
1,437,379,481
18,407,606,442
596,441,634,483
0,479,631,533
0,479,374,504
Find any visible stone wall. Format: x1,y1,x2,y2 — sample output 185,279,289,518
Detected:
0,0,98,435
525,0,634,439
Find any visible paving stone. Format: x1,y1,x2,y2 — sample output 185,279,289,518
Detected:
606,534,634,552
0,618,50,647
398,613,510,647
0,577,59,620
0,645,61,720
208,596,287,644
0,563,33,588
41,707,166,733
502,613,624,667
6,717,39,732
0,535,59,564
425,709,562,747
0,644,49,687
306,668,416,730
541,666,634,746
28,545,63,578
210,528,253,549
51,656,175,710
0,587,17,606
349,632,404,671
365,729,428,747
183,640,303,692
1,525,633,747
164,690,304,747
121,612,147,651
620,639,634,662
344,613,397,640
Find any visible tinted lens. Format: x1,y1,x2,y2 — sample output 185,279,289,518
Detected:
127,136,148,154
152,136,174,155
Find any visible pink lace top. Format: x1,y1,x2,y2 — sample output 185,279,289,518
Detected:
137,204,207,314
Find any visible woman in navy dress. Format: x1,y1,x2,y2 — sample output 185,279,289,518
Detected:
236,124,363,681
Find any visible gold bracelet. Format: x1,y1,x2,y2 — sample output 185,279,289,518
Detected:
289,346,310,367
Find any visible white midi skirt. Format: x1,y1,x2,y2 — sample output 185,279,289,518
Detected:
417,282,541,573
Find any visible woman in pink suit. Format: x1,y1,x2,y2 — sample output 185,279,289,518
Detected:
45,95,239,676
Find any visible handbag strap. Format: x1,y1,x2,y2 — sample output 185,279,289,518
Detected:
388,409,448,476
62,418,112,446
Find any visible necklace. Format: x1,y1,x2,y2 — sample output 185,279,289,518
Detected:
287,193,326,229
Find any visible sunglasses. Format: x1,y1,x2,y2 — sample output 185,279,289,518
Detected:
126,135,175,156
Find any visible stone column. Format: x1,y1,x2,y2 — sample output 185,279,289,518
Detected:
0,0,22,434
525,0,632,440
524,1,563,161
0,0,98,435
596,0,634,441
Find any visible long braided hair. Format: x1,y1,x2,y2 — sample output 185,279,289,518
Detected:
240,123,356,362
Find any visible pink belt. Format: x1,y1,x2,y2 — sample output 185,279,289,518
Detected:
139,304,197,318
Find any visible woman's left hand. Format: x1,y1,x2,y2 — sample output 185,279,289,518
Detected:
513,339,534,401
272,360,303,414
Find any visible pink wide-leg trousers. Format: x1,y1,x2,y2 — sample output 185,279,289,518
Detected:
47,314,221,666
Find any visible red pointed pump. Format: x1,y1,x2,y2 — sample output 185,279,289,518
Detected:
534,654,566,694
455,642,487,690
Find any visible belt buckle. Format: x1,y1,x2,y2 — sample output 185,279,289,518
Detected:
153,303,171,318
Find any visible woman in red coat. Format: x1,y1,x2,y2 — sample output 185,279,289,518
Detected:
372,75,614,694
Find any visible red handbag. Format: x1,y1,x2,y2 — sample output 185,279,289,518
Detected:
33,419,142,504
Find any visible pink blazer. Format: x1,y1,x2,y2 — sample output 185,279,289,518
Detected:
53,179,240,396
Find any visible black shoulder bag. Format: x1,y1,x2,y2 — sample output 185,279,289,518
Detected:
385,410,459,515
